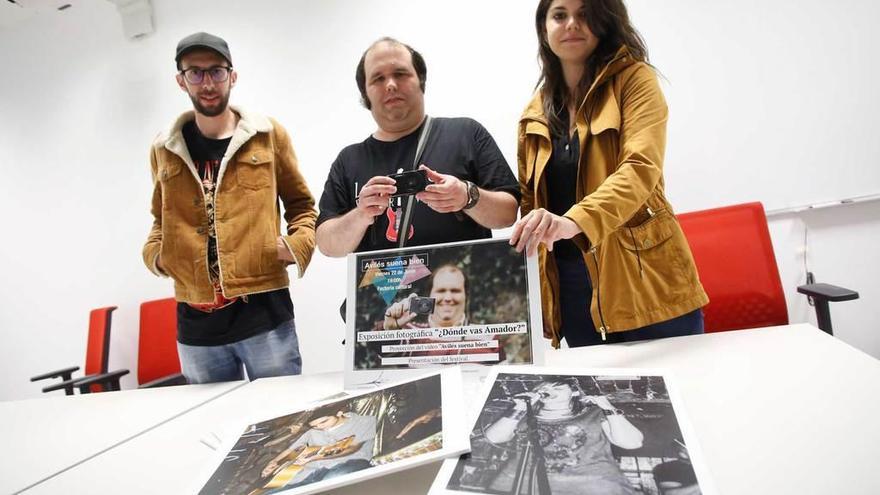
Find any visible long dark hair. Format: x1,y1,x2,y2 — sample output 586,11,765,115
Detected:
535,0,649,135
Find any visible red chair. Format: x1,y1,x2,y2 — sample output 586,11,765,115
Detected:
137,298,186,388
677,202,858,334
30,306,129,395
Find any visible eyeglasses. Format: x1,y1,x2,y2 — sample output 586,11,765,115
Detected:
179,66,233,84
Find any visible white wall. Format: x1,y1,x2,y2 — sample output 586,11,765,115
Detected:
1,0,877,402
768,204,880,356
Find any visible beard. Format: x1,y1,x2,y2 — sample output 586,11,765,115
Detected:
189,90,230,117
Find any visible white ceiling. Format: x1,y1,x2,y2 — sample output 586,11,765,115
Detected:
0,0,80,30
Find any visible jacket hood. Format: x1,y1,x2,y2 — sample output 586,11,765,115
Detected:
520,45,637,124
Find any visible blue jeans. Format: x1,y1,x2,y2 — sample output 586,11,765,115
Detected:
177,319,302,383
555,254,704,348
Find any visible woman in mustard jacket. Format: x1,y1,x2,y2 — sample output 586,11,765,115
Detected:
511,0,708,347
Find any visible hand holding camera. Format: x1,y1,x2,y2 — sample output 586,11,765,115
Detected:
413,165,471,213
354,175,397,224
383,293,436,330
387,169,430,197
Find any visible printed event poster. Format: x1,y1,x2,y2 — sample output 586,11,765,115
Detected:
431,367,717,495
344,238,543,388
195,369,469,495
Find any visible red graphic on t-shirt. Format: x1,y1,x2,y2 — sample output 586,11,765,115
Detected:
385,207,414,242
189,158,239,312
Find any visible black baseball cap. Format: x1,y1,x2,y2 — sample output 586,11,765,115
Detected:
175,32,232,68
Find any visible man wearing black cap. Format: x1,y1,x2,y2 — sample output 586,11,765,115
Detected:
143,32,317,384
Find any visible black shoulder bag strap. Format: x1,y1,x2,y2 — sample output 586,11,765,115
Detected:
396,116,433,248
340,116,433,327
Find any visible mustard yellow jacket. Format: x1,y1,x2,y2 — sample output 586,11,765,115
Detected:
518,48,708,347
143,107,316,303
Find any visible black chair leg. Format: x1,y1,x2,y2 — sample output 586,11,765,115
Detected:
814,300,833,336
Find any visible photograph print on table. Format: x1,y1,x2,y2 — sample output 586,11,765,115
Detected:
432,367,715,495
196,369,468,495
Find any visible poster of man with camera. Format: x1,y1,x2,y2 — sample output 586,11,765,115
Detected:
345,239,543,387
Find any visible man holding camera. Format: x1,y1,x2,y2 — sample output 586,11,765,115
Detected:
316,37,519,256
382,264,496,362
383,264,467,330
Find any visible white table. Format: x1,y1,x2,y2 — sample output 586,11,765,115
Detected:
17,324,880,494
0,380,243,495
18,372,348,494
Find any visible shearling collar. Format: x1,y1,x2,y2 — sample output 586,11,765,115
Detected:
154,105,275,190
155,105,273,156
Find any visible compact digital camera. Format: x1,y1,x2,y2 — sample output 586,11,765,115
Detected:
409,296,436,315
388,169,430,197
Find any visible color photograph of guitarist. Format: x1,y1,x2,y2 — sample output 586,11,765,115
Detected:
253,405,376,494
197,374,446,495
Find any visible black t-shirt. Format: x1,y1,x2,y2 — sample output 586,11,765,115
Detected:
547,112,582,260
317,117,520,252
177,120,294,346
175,292,294,346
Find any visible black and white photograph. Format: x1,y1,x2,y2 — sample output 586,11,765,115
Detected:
345,238,543,388
196,370,469,495
432,368,714,495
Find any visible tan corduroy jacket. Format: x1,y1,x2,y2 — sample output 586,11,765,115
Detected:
518,48,708,347
142,107,316,303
